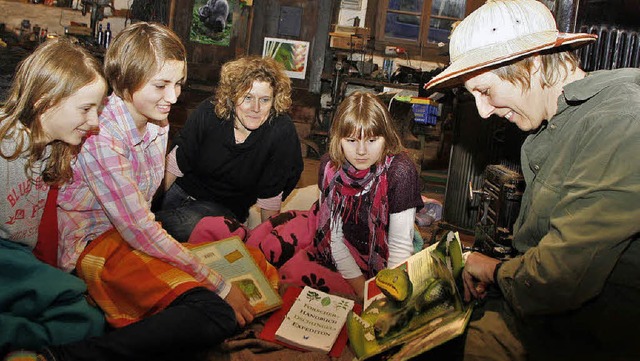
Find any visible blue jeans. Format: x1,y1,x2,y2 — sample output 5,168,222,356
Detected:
155,183,236,243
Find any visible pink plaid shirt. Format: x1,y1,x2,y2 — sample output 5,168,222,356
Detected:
58,94,226,294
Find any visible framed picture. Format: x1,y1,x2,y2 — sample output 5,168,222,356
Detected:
263,37,310,80
190,0,238,46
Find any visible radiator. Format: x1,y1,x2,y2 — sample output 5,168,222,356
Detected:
442,93,525,234
577,25,640,71
472,165,525,259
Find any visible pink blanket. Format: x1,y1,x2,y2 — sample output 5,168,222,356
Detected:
189,209,356,300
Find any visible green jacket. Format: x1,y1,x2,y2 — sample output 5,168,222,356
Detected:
497,68,640,351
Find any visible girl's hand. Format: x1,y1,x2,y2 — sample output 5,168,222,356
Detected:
224,284,256,327
346,275,366,303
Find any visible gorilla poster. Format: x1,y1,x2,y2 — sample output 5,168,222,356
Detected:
190,0,237,46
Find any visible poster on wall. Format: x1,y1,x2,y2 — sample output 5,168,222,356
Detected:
190,0,239,46
262,37,310,80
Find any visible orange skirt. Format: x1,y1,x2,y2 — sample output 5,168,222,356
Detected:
76,229,202,328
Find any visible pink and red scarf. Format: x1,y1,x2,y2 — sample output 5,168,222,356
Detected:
314,155,394,278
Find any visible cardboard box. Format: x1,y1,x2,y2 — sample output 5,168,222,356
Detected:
329,25,369,50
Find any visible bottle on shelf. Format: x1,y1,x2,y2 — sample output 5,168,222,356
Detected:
103,22,112,49
96,23,103,47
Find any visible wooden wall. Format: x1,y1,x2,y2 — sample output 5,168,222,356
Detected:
248,0,335,92
171,0,254,85
171,0,335,92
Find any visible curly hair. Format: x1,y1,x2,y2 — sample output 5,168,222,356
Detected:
0,38,105,185
328,92,404,168
214,56,292,120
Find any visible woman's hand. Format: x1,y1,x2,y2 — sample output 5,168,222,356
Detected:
260,207,279,222
224,284,256,327
462,252,501,302
164,170,178,192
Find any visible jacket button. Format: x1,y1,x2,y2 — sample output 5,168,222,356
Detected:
533,164,540,171
549,123,557,129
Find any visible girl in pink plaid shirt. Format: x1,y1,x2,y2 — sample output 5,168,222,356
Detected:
15,22,253,361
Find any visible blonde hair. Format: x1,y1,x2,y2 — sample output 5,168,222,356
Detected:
0,38,105,185
492,49,580,90
214,56,292,120
104,22,187,100
328,92,404,168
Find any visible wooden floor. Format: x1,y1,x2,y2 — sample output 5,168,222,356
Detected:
297,157,321,189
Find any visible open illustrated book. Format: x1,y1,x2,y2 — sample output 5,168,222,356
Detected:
347,231,472,361
190,236,282,317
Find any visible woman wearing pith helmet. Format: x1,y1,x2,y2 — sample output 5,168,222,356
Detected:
425,0,640,359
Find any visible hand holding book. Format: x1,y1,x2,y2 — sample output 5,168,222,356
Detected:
224,283,256,327
190,236,283,318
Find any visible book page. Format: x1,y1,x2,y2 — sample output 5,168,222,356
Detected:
349,231,471,360
191,237,282,316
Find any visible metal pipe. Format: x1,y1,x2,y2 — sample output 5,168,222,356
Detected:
554,0,580,33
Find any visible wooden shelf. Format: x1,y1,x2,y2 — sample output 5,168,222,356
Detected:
341,76,419,91
329,25,370,51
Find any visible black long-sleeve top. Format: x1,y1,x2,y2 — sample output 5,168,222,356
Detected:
173,97,303,222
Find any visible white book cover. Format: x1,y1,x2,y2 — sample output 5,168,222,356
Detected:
275,286,355,353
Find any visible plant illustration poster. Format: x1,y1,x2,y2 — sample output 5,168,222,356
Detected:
263,37,310,80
